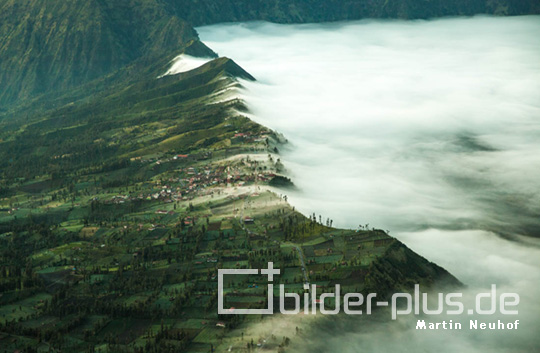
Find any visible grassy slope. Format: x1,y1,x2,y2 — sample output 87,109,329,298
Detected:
0,57,253,183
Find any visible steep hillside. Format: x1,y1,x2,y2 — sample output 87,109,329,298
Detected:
0,57,253,183
0,0,199,107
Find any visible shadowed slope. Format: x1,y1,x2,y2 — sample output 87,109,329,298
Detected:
0,0,198,107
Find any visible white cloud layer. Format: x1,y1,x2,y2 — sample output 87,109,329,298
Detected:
198,16,540,352
159,54,212,77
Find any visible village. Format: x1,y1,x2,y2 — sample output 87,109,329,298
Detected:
0,124,405,353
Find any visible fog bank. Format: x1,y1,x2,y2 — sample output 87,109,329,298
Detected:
198,16,540,352
160,54,212,77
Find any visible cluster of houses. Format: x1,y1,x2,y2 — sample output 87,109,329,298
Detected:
104,159,278,207
231,132,270,145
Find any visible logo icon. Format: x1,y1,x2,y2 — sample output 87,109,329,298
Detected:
218,262,280,314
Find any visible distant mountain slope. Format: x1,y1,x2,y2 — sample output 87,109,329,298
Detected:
0,0,201,107
166,0,540,25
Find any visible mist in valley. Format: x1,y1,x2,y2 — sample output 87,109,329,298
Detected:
197,16,540,352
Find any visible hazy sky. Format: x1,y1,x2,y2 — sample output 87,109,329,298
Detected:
197,16,540,352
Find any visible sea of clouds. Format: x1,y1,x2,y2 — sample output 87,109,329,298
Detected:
197,16,540,352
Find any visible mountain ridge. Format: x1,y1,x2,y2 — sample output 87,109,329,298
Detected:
2,0,539,110
165,0,540,26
